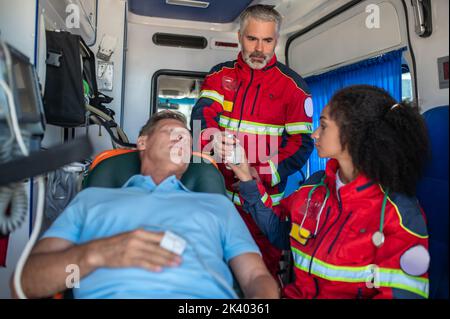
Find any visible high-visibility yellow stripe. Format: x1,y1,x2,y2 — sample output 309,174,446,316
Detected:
200,90,224,106
291,247,429,298
268,160,281,187
270,192,284,206
226,190,284,207
285,122,313,134
261,192,269,204
219,115,285,136
220,115,284,128
226,190,242,206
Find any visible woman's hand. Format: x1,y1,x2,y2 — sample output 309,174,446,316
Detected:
227,144,253,182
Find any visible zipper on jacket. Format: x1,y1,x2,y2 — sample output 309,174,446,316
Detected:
312,277,320,299
327,212,352,254
237,69,254,133
250,84,261,115
308,206,341,275
356,288,363,299
232,81,243,106
307,189,344,275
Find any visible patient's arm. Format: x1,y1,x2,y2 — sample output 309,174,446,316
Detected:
230,253,280,299
16,238,91,298
15,229,182,299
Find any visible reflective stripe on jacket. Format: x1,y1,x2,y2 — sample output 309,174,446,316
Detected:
191,53,314,276
281,159,429,299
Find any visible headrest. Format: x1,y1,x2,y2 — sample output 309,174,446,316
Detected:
422,106,449,181
83,150,226,195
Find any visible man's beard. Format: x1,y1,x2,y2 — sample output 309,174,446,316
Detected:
243,51,273,70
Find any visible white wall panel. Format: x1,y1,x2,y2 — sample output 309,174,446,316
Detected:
0,0,37,62
123,23,239,141
289,1,404,77
40,0,97,45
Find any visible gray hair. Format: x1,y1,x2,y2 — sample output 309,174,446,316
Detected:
139,110,187,137
239,5,282,36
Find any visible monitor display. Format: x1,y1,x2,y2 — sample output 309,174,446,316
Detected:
5,44,45,124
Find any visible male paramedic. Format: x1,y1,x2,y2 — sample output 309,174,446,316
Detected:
190,4,314,279
16,111,279,299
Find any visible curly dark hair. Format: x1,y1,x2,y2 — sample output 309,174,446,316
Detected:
328,85,430,196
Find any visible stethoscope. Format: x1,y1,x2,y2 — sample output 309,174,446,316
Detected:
372,188,389,248
298,176,389,248
298,176,330,238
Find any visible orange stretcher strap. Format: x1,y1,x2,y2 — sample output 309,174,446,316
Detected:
90,150,218,171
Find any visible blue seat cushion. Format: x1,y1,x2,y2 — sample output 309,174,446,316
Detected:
416,105,449,299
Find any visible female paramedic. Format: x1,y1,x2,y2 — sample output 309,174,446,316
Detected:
228,85,431,299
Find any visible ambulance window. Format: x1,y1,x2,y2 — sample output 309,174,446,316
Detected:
402,64,413,102
151,71,206,129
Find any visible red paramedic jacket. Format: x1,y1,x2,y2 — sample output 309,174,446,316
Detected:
191,53,314,277
281,159,430,298
238,159,430,298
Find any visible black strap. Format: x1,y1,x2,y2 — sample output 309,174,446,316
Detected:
90,114,137,149
0,137,93,186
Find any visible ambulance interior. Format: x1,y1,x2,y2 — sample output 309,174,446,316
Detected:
0,0,448,299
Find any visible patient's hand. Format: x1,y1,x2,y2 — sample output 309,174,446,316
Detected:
85,229,182,272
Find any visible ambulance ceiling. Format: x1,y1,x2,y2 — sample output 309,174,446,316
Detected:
128,0,254,23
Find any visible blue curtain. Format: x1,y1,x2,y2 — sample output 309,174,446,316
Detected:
304,48,405,175
158,98,197,105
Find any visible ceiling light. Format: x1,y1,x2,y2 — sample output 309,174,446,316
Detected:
166,0,210,9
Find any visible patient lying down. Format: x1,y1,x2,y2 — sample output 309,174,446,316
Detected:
14,111,279,299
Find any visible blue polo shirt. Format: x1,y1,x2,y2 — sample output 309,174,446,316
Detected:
42,175,260,299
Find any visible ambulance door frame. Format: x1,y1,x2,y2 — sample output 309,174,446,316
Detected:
284,0,419,103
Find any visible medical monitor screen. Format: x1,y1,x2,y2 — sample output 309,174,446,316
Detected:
8,45,44,124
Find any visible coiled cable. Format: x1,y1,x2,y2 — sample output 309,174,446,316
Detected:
0,64,45,299
0,183,28,236
0,77,30,236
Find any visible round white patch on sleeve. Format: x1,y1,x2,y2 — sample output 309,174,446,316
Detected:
400,245,430,276
304,97,314,118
